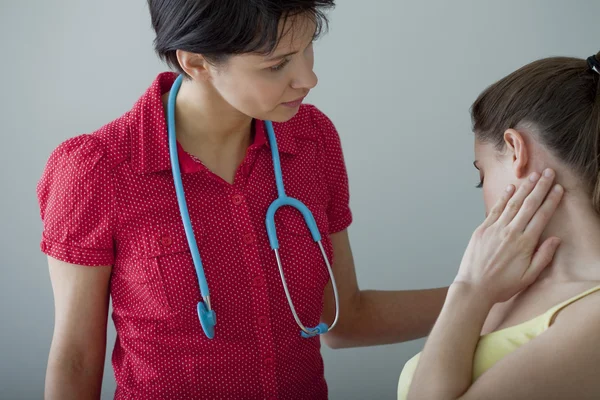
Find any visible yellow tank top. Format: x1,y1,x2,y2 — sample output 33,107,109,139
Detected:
397,284,600,400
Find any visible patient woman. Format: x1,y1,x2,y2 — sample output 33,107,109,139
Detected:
398,51,600,400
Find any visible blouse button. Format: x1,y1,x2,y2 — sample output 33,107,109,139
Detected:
160,236,172,247
232,194,244,205
243,233,255,244
258,316,269,327
252,276,265,287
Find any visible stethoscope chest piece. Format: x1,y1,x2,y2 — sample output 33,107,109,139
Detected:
197,302,216,339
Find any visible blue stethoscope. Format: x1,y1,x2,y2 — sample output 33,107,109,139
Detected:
167,75,339,339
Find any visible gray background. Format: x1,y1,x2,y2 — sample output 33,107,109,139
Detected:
1,0,598,399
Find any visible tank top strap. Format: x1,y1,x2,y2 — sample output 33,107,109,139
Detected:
543,284,600,328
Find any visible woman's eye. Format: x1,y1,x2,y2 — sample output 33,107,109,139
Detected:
475,180,484,189
270,58,290,72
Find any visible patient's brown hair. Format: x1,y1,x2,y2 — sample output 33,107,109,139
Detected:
471,51,600,212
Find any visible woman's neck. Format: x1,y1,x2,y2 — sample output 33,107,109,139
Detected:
162,78,254,184
163,78,253,151
537,191,600,283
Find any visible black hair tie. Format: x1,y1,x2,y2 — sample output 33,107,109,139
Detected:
588,54,600,75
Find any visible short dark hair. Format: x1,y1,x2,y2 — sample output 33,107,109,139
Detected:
471,51,600,212
147,0,335,73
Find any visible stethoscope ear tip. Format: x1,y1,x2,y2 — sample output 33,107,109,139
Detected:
197,302,216,339
300,322,329,338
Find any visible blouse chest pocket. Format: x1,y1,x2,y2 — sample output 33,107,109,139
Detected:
137,222,192,258
119,221,202,315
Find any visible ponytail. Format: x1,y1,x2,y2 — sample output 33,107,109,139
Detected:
588,51,600,213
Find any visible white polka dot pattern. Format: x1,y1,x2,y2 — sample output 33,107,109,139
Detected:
36,72,352,399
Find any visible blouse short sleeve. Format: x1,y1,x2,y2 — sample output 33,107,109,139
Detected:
37,135,116,266
309,105,353,234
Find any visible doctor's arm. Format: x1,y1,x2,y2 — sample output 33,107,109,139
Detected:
320,229,448,349
45,257,111,400
313,106,447,348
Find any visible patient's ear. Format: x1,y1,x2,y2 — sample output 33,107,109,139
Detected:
503,129,529,179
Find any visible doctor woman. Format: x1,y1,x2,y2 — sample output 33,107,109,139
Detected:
37,1,561,399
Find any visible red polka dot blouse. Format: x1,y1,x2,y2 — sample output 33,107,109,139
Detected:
37,72,353,399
